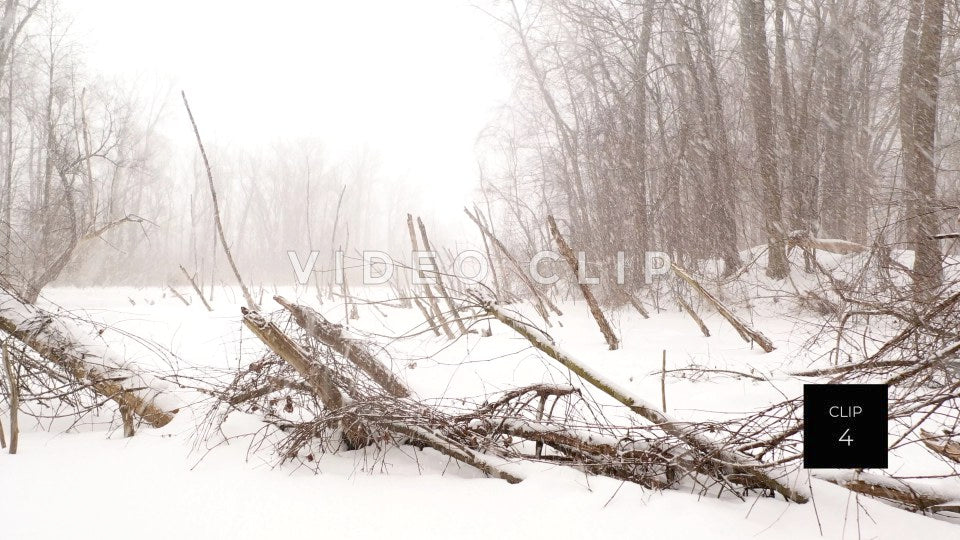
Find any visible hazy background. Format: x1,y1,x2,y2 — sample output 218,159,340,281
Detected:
64,0,511,221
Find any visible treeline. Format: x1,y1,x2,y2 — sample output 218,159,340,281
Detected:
480,0,959,296
0,1,429,295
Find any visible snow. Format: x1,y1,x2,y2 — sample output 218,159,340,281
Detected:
1,285,958,538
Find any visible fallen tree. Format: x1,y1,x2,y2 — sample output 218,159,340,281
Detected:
238,305,527,482
208,304,707,492
671,263,775,353
547,215,619,350
786,231,870,256
471,292,807,503
0,290,177,430
814,470,960,513
274,295,411,398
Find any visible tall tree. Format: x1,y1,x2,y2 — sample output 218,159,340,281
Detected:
739,0,789,279
904,0,945,297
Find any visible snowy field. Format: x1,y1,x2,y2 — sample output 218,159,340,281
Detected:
1,285,958,539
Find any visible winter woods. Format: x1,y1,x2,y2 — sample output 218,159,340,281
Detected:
2,0,960,536
479,0,960,294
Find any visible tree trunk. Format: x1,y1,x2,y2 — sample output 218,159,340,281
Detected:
274,295,411,398
0,291,177,429
739,0,789,279
181,91,259,311
477,297,806,503
909,0,945,298
547,216,619,350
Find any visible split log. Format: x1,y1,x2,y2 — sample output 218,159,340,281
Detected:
274,296,411,398
920,429,960,464
0,291,177,429
240,307,369,449
475,295,807,503
671,263,775,352
547,215,619,350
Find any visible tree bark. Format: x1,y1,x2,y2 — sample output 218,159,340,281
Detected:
909,0,945,298
738,0,789,279
240,307,369,449
274,295,411,398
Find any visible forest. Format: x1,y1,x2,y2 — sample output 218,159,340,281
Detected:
1,0,960,538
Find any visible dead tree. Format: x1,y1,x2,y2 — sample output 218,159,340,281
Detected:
274,296,411,398
238,307,525,482
416,217,467,335
674,290,710,338
179,264,212,311
406,214,454,339
547,215,619,350
239,307,369,449
814,470,959,513
0,291,177,429
474,294,806,503
672,263,775,352
181,91,258,311
464,207,562,322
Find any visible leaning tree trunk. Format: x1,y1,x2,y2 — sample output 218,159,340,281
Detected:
547,215,619,350
274,295,411,398
0,291,177,428
474,295,806,503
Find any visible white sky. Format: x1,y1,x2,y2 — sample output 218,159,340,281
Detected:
62,0,512,210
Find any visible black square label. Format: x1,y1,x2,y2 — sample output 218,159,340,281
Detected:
803,384,888,469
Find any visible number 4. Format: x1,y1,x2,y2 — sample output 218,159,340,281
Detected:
839,429,853,446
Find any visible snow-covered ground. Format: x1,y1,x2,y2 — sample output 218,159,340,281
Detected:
1,285,957,539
